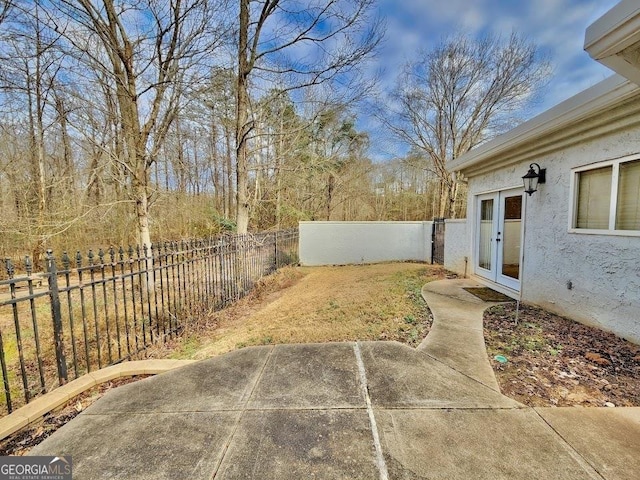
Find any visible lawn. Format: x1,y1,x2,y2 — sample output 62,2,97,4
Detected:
149,263,448,360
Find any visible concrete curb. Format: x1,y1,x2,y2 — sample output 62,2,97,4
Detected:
0,359,195,441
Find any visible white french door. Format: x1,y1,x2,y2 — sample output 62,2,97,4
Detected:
475,189,524,291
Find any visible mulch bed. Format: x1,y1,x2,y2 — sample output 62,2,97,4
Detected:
484,303,640,407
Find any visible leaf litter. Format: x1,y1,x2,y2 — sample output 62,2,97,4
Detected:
484,303,640,407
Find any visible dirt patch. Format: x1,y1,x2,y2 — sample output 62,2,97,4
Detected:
0,376,149,456
484,303,640,407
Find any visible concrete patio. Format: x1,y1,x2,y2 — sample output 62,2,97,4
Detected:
30,279,640,479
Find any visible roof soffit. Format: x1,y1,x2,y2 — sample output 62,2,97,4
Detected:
584,1,640,84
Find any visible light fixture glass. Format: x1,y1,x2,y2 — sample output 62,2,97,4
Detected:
522,163,546,196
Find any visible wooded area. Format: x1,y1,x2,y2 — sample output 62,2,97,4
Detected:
0,1,549,264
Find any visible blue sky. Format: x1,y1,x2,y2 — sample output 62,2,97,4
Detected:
366,0,620,160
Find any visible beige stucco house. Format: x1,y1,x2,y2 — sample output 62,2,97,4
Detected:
446,0,640,343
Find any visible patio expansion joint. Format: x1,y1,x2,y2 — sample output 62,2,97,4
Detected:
531,408,607,480
209,344,275,478
354,341,389,480
241,405,367,411
419,348,520,402
372,405,527,411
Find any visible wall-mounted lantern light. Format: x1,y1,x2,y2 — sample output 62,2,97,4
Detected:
522,163,546,196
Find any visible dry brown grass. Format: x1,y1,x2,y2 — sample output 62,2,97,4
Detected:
148,263,447,360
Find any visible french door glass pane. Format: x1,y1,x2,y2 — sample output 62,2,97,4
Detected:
616,159,640,230
479,199,493,270
576,166,612,229
501,195,522,279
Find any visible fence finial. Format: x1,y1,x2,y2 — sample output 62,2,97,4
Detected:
61,252,70,270
46,250,55,273
5,258,14,278
25,256,32,276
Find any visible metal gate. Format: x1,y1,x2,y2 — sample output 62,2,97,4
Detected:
431,218,445,265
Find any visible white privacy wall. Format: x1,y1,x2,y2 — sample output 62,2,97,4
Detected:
443,219,469,276
299,221,433,266
466,124,640,344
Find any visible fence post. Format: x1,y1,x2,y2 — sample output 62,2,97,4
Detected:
274,231,278,270
46,250,68,385
1,259,13,412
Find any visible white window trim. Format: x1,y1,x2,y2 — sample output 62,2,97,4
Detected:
568,153,640,237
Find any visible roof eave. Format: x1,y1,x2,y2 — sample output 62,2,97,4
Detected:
584,0,640,85
584,0,640,58
448,75,639,175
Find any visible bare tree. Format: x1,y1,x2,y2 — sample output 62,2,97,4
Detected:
54,0,228,247
385,33,550,218
0,3,67,266
198,67,237,218
234,0,383,233
0,0,12,25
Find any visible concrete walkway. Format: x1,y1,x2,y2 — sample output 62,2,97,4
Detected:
30,280,640,479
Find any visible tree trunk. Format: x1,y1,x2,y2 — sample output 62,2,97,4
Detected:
275,104,284,229
235,0,251,234
326,173,335,220
26,27,48,270
235,87,250,233
448,180,459,219
275,154,282,229
55,95,75,198
437,179,447,219
224,123,233,218
134,177,152,249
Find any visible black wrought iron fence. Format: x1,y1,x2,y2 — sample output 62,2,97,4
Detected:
0,229,298,415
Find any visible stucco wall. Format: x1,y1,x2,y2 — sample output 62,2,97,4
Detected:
443,219,469,276
465,126,640,344
299,221,432,266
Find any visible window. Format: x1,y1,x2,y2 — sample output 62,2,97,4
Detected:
576,166,612,229
571,155,640,234
616,159,640,230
